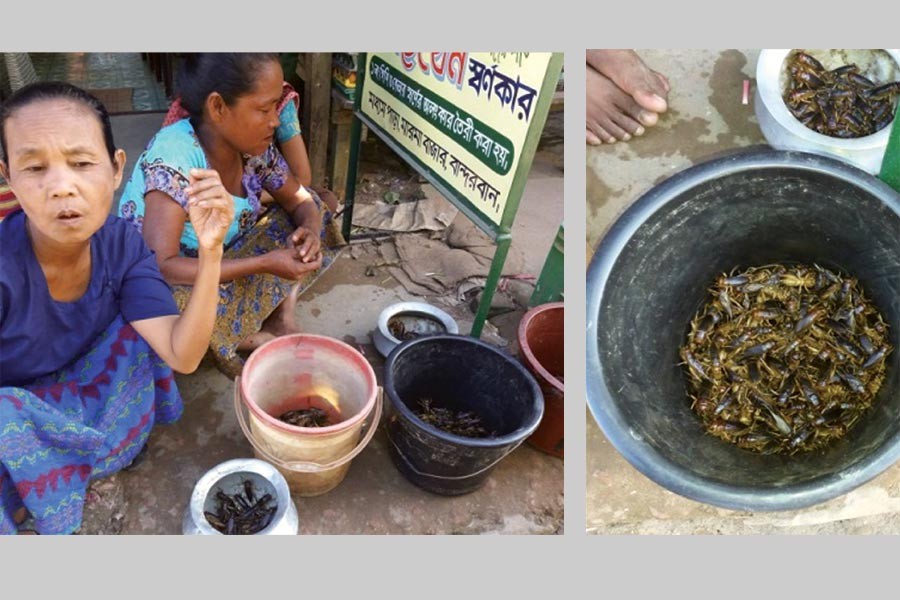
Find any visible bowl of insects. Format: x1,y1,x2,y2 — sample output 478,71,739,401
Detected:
755,48,900,175
372,301,459,358
182,458,298,535
586,147,900,511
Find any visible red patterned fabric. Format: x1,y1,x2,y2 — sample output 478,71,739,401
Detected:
0,178,20,223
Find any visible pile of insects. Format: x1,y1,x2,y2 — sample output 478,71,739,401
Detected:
205,480,277,535
388,314,445,342
279,407,331,427
681,263,891,454
783,50,900,138
388,318,420,341
415,398,494,438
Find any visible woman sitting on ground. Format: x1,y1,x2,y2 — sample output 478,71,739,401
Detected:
0,82,233,535
118,53,343,378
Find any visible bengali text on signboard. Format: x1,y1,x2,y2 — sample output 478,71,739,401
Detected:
359,52,553,228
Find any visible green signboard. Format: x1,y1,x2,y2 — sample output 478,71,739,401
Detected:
343,52,563,335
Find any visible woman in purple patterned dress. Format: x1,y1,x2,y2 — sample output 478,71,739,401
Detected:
0,82,232,534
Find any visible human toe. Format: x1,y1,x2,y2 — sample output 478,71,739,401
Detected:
593,125,617,144
596,116,633,142
637,109,659,127
608,107,647,138
633,90,668,114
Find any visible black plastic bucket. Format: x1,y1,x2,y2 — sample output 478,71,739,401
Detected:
587,148,900,511
384,335,544,495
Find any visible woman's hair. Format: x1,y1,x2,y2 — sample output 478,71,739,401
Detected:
177,53,281,120
0,81,116,162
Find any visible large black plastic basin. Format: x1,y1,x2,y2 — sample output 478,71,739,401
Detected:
586,148,900,511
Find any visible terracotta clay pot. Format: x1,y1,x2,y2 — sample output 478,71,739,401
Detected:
518,302,564,458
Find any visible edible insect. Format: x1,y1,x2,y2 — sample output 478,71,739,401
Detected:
783,50,900,138
205,481,277,535
681,263,892,454
279,407,331,427
415,398,494,438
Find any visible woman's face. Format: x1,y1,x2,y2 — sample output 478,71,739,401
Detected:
0,99,125,246
216,60,284,157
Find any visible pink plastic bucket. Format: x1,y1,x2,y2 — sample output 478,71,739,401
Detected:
235,334,380,496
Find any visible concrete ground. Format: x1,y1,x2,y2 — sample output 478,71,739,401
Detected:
86,110,564,534
586,49,900,534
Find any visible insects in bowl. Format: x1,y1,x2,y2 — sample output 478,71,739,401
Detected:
783,50,900,138
681,263,892,455
204,480,277,534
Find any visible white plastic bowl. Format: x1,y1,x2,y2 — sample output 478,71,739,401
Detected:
755,48,900,174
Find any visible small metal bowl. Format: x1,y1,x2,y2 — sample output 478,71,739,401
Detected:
755,48,900,174
372,302,459,358
182,458,298,535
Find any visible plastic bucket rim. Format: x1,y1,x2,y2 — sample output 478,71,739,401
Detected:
585,147,900,511
384,333,545,447
517,301,565,394
241,333,378,437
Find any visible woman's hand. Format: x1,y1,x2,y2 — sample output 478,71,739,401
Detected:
186,168,234,251
290,225,321,263
288,187,323,262
265,247,323,280
271,176,325,263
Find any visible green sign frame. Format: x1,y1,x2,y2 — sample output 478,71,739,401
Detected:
342,52,563,336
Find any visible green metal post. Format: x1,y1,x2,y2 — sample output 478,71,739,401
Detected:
529,223,564,306
879,103,900,193
470,234,511,338
341,115,363,241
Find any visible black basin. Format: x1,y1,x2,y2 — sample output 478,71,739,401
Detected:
384,335,543,495
586,148,900,511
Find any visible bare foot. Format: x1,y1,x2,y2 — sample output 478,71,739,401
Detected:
587,49,670,114
12,506,38,533
587,66,654,144
237,330,277,352
261,284,302,337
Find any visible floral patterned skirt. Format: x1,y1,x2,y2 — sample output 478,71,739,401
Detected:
172,199,343,378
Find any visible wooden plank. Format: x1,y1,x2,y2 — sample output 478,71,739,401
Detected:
302,53,332,184
331,89,355,124
294,54,309,81
328,90,356,197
